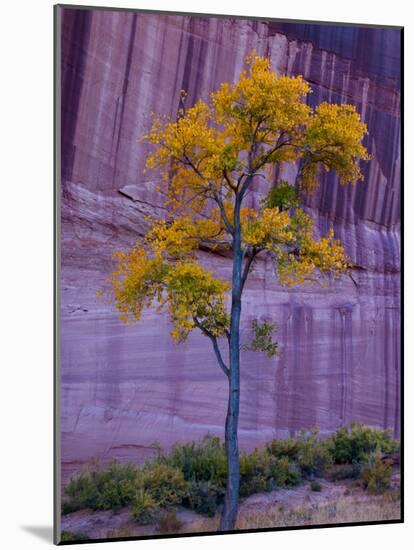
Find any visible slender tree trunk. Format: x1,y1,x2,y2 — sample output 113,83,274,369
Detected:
220,203,243,531
219,299,241,530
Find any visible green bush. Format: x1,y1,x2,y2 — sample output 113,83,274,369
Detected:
64,461,187,519
138,463,188,508
63,462,138,512
310,480,322,492
164,435,227,488
63,472,99,513
266,437,300,460
267,428,333,478
61,500,83,516
106,529,132,539
274,456,302,487
61,530,90,541
361,450,392,495
62,424,399,519
240,449,272,496
187,479,225,516
296,428,333,479
130,489,158,524
239,449,301,496
331,423,399,465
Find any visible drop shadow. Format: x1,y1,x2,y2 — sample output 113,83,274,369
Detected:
21,525,54,543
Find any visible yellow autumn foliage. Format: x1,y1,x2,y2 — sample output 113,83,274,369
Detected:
104,53,368,341
108,246,230,342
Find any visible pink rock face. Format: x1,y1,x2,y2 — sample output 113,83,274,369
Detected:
59,8,401,478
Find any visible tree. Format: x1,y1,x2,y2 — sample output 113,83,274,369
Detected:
104,54,369,530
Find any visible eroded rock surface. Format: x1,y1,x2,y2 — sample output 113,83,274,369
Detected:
59,8,401,476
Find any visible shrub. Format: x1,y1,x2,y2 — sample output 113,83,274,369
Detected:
239,449,301,496
61,531,90,541
106,529,132,539
61,500,82,515
267,428,333,479
130,489,158,524
164,435,227,488
64,462,138,512
361,450,392,495
187,479,225,516
310,480,322,492
63,472,100,513
240,449,276,495
157,510,184,533
331,423,399,465
138,463,188,508
64,461,188,519
239,449,273,496
266,437,299,460
273,456,302,488
62,424,399,519
296,427,333,479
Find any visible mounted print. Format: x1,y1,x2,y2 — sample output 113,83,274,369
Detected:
54,4,403,544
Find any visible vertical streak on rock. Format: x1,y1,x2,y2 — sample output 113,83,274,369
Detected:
339,306,353,426
170,19,186,114
383,307,390,430
111,14,137,186
304,307,316,427
181,34,194,100
289,305,305,434
340,309,346,426
61,9,92,181
394,306,400,437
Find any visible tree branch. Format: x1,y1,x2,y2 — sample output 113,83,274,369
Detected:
193,317,230,377
241,247,262,290
177,155,235,236
253,139,294,173
212,188,234,236
198,237,233,247
222,169,237,191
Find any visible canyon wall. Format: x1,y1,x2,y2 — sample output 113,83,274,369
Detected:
59,7,401,477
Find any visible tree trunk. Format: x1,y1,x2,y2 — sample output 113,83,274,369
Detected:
220,206,243,531
219,312,241,530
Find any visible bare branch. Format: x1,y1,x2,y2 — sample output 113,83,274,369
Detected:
222,169,237,191
173,154,234,236
253,139,294,172
193,317,230,377
241,247,263,290
211,188,234,235
198,237,232,247
182,234,232,248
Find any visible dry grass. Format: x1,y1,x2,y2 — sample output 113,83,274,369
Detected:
182,490,400,533
106,529,133,539
157,511,184,534
236,491,401,530
180,515,219,533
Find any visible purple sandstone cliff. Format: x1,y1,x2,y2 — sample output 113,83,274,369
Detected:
59,8,401,477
